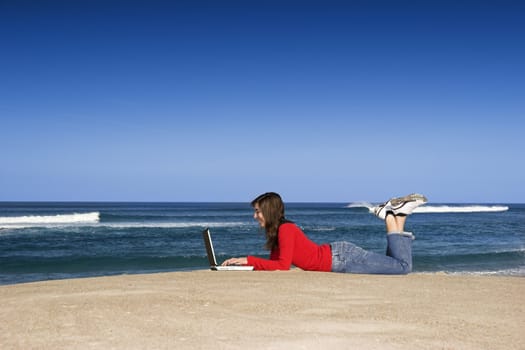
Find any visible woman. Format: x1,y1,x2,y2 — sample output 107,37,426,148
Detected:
222,192,427,274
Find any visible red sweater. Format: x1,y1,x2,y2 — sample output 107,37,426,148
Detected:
246,223,332,271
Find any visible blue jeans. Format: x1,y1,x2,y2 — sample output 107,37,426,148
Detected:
330,233,413,275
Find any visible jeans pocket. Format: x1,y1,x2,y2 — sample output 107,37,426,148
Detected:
330,242,348,273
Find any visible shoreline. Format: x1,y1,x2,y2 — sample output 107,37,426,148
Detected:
2,267,524,287
2,271,524,349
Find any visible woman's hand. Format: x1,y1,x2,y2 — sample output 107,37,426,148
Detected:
221,257,248,266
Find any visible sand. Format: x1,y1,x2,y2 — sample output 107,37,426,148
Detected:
1,270,523,349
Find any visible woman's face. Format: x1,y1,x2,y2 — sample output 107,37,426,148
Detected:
253,204,265,228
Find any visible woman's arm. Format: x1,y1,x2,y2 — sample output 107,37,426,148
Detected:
246,226,296,270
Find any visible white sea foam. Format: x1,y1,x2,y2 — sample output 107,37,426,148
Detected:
444,268,525,277
307,227,336,232
0,212,100,228
347,202,509,213
414,205,509,213
346,202,375,212
0,216,249,230
346,201,374,209
96,221,250,229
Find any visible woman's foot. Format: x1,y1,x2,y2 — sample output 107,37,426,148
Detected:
374,193,428,220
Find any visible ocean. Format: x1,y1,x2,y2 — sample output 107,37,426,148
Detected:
1,201,523,285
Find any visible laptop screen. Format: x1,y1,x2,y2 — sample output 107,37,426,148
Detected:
202,228,218,266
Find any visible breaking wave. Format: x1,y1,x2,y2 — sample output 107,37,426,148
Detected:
0,212,100,228
414,205,509,213
346,203,509,213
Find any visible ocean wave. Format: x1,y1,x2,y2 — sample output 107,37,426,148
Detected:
96,221,250,229
305,226,336,232
414,205,509,213
414,269,525,277
346,202,509,213
346,202,374,209
414,249,525,277
0,219,249,230
441,268,525,277
0,212,100,228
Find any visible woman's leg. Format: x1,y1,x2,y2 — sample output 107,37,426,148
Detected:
330,231,413,274
330,194,426,275
385,213,406,233
384,213,413,270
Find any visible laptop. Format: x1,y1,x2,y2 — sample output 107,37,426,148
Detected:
202,228,254,271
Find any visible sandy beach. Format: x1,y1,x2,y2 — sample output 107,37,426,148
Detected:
1,270,523,349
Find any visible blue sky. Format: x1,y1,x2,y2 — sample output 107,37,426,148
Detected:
1,0,524,203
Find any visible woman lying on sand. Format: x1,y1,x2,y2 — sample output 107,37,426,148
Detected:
222,192,427,274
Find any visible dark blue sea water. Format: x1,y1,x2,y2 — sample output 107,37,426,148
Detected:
1,202,523,285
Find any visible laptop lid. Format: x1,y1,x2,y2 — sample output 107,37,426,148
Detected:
202,228,254,271
202,227,219,267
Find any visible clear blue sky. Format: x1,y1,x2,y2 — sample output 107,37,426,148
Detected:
1,0,524,203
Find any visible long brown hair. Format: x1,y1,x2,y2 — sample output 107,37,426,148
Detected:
251,192,285,250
